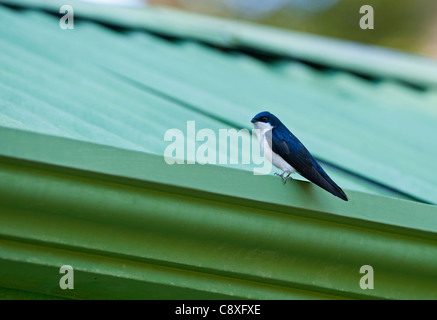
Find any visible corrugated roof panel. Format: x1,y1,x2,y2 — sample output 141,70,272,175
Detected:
1,128,437,299
1,2,437,300
0,4,436,203
7,0,436,88
0,7,238,155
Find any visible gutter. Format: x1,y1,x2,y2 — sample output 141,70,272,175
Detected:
1,127,437,299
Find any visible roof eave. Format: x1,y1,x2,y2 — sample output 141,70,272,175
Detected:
1,127,437,299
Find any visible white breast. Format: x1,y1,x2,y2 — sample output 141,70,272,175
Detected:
253,122,296,174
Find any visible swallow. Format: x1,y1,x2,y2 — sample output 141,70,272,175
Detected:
251,111,348,201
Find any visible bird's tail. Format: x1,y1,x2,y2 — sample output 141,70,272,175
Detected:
319,174,348,201
328,181,348,201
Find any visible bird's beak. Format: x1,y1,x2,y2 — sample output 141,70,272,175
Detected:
251,118,257,123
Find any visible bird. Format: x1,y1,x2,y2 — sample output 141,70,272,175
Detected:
251,111,348,201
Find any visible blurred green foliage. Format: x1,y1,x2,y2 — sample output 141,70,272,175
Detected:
249,0,437,57
162,0,437,58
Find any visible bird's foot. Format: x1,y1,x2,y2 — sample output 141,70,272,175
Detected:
275,172,287,185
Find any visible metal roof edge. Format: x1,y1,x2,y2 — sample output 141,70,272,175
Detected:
2,0,437,88
2,128,437,299
0,286,70,300
1,126,436,237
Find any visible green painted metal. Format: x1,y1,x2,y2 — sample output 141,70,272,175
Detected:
0,4,435,203
1,3,437,299
3,0,437,88
1,128,437,299
0,287,68,300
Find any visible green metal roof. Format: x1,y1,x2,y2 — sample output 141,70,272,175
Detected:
0,1,436,202
1,1,437,300
2,128,437,300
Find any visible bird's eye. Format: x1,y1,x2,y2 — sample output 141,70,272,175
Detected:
262,117,268,122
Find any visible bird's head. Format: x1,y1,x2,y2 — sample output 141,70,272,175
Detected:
251,111,279,130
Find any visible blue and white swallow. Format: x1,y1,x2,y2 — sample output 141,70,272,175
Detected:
251,111,348,201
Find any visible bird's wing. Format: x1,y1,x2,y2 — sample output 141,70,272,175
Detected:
271,128,348,201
